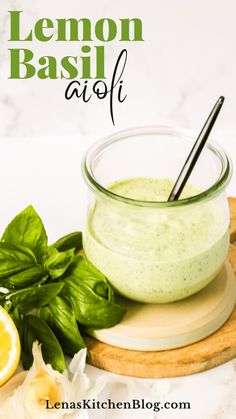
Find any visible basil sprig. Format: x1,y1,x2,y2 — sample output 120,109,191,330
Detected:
0,205,125,371
52,232,82,253
38,296,85,356
21,315,65,372
2,205,48,261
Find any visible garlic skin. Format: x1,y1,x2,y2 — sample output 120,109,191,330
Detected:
0,341,171,419
0,342,90,419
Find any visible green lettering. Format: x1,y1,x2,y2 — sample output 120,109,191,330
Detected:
9,48,35,78
56,18,92,41
81,45,91,79
9,11,32,41
37,56,58,79
34,18,54,41
61,56,78,79
95,18,117,42
95,46,105,79
120,18,144,41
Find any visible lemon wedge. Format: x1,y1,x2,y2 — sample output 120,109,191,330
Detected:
0,305,21,387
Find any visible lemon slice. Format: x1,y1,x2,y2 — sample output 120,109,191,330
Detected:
0,305,21,387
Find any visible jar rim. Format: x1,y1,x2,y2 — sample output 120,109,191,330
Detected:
82,125,233,207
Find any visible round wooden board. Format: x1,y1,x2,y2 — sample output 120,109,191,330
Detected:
84,197,236,378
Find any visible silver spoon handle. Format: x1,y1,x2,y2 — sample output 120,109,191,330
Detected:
168,96,225,202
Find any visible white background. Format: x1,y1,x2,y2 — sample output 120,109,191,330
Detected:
0,1,236,418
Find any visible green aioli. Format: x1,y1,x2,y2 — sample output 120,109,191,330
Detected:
83,178,229,303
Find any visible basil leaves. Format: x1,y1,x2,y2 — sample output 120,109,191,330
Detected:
52,232,82,253
2,205,48,261
21,315,65,372
8,283,64,313
44,248,74,279
38,296,85,356
63,256,125,328
0,205,125,371
0,243,36,284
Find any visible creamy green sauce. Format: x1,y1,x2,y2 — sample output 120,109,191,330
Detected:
83,178,229,303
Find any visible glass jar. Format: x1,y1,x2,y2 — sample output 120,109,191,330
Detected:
82,126,232,303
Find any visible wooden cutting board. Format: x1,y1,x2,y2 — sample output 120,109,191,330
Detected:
84,197,236,378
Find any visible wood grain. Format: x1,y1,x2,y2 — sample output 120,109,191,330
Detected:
229,197,236,242
84,198,236,378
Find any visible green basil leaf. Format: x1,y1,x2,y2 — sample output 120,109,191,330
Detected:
42,245,58,261
38,296,85,356
2,300,11,311
0,242,36,260
66,256,114,301
67,255,107,280
2,205,48,261
52,232,82,253
8,306,22,330
6,265,46,289
7,282,64,313
63,277,126,328
0,243,36,286
22,315,65,371
44,248,74,279
20,319,35,370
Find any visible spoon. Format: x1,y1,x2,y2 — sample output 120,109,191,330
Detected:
168,96,225,201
